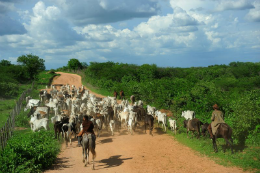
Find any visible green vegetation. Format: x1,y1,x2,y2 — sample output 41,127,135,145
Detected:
0,129,60,173
0,70,59,129
58,58,88,72
17,54,45,80
0,58,61,172
59,61,260,171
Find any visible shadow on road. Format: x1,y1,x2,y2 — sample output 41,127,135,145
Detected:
96,155,132,169
48,157,74,170
98,138,113,144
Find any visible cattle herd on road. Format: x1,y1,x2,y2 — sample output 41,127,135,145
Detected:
26,84,228,154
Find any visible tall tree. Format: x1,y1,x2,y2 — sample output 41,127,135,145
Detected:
17,54,45,79
0,59,12,66
67,58,82,71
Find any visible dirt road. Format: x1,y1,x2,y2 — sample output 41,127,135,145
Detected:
45,72,246,173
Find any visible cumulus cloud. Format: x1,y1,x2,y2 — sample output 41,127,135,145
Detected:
54,0,160,26
24,1,83,46
215,0,254,11
245,1,260,22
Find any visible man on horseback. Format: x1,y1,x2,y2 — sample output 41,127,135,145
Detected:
77,115,96,147
208,104,225,139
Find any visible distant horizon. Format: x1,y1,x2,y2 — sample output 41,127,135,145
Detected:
0,0,259,70
43,59,259,71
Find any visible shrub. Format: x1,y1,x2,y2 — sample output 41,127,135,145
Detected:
0,130,60,172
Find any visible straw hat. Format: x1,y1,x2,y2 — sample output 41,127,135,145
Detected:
213,104,219,110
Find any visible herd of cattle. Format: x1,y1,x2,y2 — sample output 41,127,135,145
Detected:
26,84,206,145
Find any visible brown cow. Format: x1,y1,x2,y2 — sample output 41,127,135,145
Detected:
183,118,202,138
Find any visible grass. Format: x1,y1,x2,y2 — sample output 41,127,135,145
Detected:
0,70,59,128
165,126,260,172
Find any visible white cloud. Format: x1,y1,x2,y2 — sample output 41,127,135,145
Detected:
23,1,83,46
245,1,260,22
215,0,254,11
0,0,259,69
53,0,160,26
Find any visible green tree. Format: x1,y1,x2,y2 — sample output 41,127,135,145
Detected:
0,59,12,66
67,58,82,71
17,54,45,80
81,62,88,69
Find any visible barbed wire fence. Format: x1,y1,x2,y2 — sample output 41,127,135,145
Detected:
0,82,34,150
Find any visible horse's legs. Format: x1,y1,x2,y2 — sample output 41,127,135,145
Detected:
92,150,95,170
213,137,218,153
87,148,90,164
82,147,85,163
230,137,234,154
224,137,233,154
187,130,189,138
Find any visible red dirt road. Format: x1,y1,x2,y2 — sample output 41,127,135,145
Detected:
45,72,246,173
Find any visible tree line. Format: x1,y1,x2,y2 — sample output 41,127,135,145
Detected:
0,54,45,98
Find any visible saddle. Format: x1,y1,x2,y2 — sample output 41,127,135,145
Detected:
83,133,93,139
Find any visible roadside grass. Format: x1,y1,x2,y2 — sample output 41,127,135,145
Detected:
0,99,16,128
82,78,112,97
166,125,260,172
0,71,59,129
0,70,63,172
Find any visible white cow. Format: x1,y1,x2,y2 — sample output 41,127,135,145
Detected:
118,111,129,128
109,120,115,136
30,115,49,132
147,105,156,117
127,118,135,135
168,118,177,135
155,110,167,132
24,99,40,111
32,106,50,119
181,110,195,120
51,114,62,124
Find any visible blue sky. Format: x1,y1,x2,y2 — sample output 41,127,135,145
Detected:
0,0,259,69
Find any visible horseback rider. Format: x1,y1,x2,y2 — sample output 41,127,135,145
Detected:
113,90,118,99
208,104,225,139
77,115,96,147
120,90,125,100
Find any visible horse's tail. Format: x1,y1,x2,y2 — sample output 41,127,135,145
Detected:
90,136,96,159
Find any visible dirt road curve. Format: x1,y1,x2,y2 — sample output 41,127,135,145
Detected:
45,72,246,173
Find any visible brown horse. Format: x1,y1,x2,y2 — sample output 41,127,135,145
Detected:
211,123,233,154
113,91,118,99
120,90,125,99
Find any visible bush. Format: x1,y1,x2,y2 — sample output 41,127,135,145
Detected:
0,82,19,98
0,130,60,172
